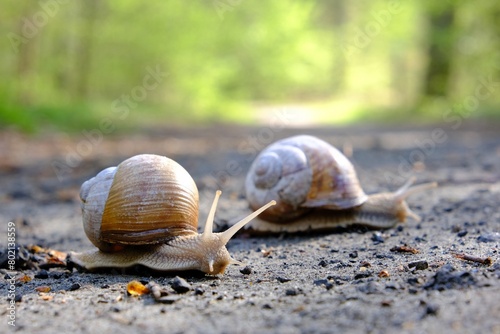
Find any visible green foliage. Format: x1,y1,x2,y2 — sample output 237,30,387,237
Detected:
0,0,498,133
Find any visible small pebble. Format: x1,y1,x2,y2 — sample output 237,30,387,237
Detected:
285,288,299,296
35,270,49,279
318,260,328,267
354,271,372,280
457,230,468,237
194,287,205,295
170,276,191,293
277,276,292,283
69,283,81,291
408,260,429,271
371,232,384,244
349,251,358,259
240,266,252,275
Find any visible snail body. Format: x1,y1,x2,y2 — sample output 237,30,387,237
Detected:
71,154,275,275
244,135,437,233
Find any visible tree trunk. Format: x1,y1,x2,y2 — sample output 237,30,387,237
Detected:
75,0,98,99
422,6,455,97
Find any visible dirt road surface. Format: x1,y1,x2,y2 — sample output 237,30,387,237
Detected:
1,123,499,333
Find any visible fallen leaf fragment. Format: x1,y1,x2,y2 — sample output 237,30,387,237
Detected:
18,274,32,283
36,286,51,293
127,280,150,296
390,245,419,254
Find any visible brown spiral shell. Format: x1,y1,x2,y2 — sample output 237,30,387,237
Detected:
245,135,368,223
80,154,199,252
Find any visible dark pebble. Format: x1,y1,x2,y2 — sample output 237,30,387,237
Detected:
262,303,273,309
457,230,468,237
371,232,384,244
424,304,439,316
240,266,252,275
194,287,205,295
69,283,81,291
349,251,358,258
170,276,191,293
354,271,372,280
318,260,328,267
14,294,23,302
313,279,333,290
277,276,292,283
35,270,49,279
408,260,429,271
49,271,65,279
414,236,426,242
285,288,299,296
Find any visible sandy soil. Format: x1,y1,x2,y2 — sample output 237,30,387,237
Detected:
0,123,499,334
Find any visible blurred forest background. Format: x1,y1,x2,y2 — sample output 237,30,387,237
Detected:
0,0,499,133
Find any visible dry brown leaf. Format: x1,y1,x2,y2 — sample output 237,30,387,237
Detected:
18,274,32,283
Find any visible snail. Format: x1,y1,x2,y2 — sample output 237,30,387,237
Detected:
70,154,275,275
244,135,437,233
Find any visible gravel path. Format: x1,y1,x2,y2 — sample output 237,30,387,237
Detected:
0,124,499,333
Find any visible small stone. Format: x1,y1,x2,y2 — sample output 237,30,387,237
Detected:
194,287,205,295
371,232,384,244
262,303,273,309
457,230,468,237
277,276,292,283
318,260,328,267
349,251,358,258
69,283,81,291
424,304,439,316
34,270,49,279
170,276,191,294
285,288,299,296
354,271,372,280
408,260,429,271
240,266,252,275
